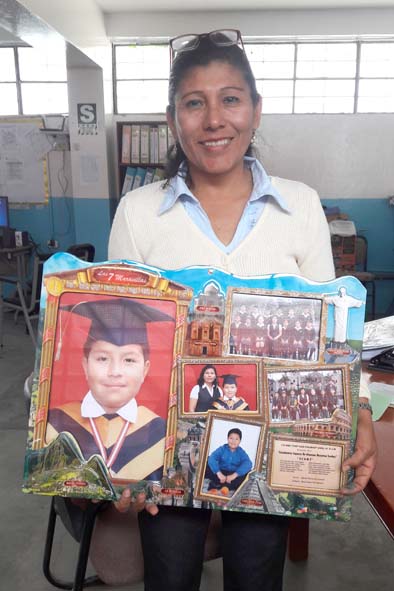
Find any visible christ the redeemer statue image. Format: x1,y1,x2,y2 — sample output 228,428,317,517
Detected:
325,287,362,346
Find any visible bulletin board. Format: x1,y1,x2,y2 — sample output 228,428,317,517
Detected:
0,116,51,204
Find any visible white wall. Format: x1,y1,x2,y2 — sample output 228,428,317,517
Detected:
106,7,394,38
257,114,394,199
67,66,110,199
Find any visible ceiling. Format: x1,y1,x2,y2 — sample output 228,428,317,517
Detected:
95,0,394,10
2,0,394,66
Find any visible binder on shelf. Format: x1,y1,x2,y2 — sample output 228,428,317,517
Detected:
131,124,141,163
152,168,165,183
167,126,175,150
121,124,132,164
132,167,146,190
121,166,137,196
143,167,156,185
158,124,168,164
140,124,150,164
150,126,159,164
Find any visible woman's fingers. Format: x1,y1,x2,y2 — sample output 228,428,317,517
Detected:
341,412,377,496
114,489,159,515
114,488,133,512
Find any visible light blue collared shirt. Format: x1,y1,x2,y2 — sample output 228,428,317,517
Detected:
159,157,290,254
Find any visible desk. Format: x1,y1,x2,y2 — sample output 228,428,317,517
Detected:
288,364,394,561
0,244,36,347
363,365,394,538
371,271,394,317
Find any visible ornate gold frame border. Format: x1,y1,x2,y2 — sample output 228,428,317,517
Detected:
32,263,193,477
223,287,328,365
177,356,264,419
263,363,351,428
267,433,349,496
194,411,267,504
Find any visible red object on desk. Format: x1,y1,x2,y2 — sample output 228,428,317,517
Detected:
363,366,394,539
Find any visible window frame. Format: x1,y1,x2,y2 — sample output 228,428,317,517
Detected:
112,42,170,115
112,38,394,115
0,46,68,116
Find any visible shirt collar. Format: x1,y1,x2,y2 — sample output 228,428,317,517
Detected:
159,157,290,215
81,391,138,423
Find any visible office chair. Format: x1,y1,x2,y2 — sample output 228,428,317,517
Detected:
335,235,376,319
0,252,49,347
66,244,95,262
43,497,105,591
352,236,376,319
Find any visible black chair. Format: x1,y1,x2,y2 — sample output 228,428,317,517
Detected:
66,244,95,262
335,235,377,319
0,252,50,347
43,497,106,591
24,375,104,591
352,236,377,319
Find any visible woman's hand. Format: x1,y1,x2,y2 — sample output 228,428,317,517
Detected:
341,404,377,495
114,488,159,516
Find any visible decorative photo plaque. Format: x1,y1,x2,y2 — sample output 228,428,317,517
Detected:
23,253,366,522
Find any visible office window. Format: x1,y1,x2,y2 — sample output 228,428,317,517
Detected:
21,83,69,116
18,46,67,81
246,44,294,114
115,45,169,113
18,46,68,114
0,83,18,116
0,46,68,115
113,39,394,115
0,48,18,115
358,42,394,112
296,43,356,78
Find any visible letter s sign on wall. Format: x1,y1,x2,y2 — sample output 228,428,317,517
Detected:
77,104,98,135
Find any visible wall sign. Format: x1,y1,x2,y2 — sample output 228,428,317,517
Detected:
77,103,98,135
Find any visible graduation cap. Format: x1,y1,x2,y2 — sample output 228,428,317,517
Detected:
220,374,240,386
59,297,174,351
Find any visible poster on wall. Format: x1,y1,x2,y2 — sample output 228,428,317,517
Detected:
23,253,366,522
0,117,50,204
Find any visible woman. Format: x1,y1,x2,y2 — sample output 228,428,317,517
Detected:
109,29,376,591
189,364,222,412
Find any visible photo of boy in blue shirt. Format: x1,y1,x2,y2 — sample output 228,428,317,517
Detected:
205,428,253,492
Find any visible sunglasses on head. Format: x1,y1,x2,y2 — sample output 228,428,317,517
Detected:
169,29,244,65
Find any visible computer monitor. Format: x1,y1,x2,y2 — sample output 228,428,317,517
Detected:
0,196,10,228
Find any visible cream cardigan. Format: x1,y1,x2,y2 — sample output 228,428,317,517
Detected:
109,177,335,281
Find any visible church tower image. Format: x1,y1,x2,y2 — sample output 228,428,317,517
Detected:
186,282,224,356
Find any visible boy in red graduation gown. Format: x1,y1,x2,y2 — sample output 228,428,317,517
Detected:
46,298,173,481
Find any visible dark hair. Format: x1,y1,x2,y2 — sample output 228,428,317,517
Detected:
228,428,242,440
164,36,260,182
197,364,218,387
83,338,149,361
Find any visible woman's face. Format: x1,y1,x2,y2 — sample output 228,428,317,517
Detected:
167,61,261,180
203,367,216,383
